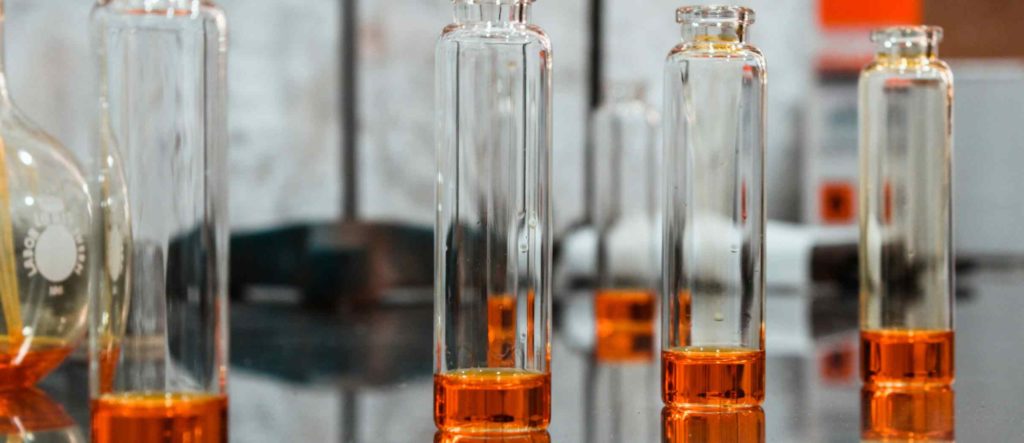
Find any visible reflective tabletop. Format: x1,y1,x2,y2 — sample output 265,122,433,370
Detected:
11,267,1024,442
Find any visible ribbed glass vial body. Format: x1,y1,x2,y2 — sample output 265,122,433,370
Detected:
661,5,766,408
90,1,229,442
859,26,954,387
434,0,553,433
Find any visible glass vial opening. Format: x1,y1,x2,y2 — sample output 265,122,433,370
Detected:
676,5,754,43
453,0,532,24
871,26,943,60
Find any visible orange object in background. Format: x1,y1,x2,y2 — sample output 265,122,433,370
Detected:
820,339,857,384
434,369,551,433
819,0,921,28
820,181,856,224
862,384,954,440
662,406,765,443
91,393,228,443
0,337,73,389
595,289,656,363
861,329,955,386
487,293,535,368
662,348,765,407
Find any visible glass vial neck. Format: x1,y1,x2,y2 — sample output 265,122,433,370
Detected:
454,1,532,25
677,5,754,44
872,26,943,63
97,0,205,9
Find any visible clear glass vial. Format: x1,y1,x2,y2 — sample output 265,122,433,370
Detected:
590,82,659,363
0,0,92,389
89,1,229,442
661,5,766,407
434,0,553,433
859,26,954,387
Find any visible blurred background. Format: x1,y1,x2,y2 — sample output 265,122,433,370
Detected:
6,0,1024,441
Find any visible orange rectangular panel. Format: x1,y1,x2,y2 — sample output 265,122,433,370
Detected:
820,0,922,28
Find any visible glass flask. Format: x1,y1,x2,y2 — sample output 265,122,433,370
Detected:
661,5,766,408
590,82,659,363
89,1,228,442
858,26,954,387
434,0,553,433
0,388,86,442
0,0,93,389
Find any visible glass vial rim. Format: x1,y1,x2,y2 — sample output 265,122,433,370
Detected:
870,25,943,46
676,5,755,25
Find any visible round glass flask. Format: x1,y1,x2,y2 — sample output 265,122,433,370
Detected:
0,0,93,389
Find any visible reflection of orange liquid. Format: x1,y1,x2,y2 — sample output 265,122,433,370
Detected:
861,385,954,441
0,337,73,389
662,348,765,407
434,369,550,433
435,430,551,443
92,392,228,443
861,329,954,385
0,388,75,433
487,293,535,367
668,291,691,347
662,406,764,443
595,289,655,363
98,345,121,394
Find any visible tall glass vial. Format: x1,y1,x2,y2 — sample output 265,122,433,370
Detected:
434,0,553,433
591,82,659,363
661,5,766,407
89,1,229,442
859,27,954,387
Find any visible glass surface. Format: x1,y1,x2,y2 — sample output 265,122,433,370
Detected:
89,0,228,440
859,26,954,333
0,0,92,390
661,5,766,398
0,388,85,442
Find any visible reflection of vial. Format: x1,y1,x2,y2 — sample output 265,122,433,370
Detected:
591,82,659,363
861,385,954,441
859,27,954,387
90,1,229,442
662,406,765,443
661,6,766,407
434,0,552,433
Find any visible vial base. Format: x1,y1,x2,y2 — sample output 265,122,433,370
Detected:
0,336,73,389
595,289,656,363
861,384,954,441
861,329,954,386
91,392,228,443
662,348,765,407
662,406,765,443
434,369,551,433
435,430,551,443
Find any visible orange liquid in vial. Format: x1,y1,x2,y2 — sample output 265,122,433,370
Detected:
91,392,228,443
595,289,656,363
435,430,551,443
434,369,551,432
97,345,121,394
662,347,765,407
861,385,954,441
0,337,73,389
487,293,534,368
662,406,765,443
861,329,954,385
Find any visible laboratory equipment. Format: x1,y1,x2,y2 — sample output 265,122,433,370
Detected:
662,406,765,443
90,0,229,442
0,388,85,442
858,26,954,387
661,5,767,407
433,0,553,433
590,82,659,363
861,385,954,442
0,0,92,390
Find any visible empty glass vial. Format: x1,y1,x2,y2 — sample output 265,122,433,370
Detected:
0,0,92,389
434,0,553,433
661,5,766,407
590,82,659,363
90,1,229,442
859,26,954,387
